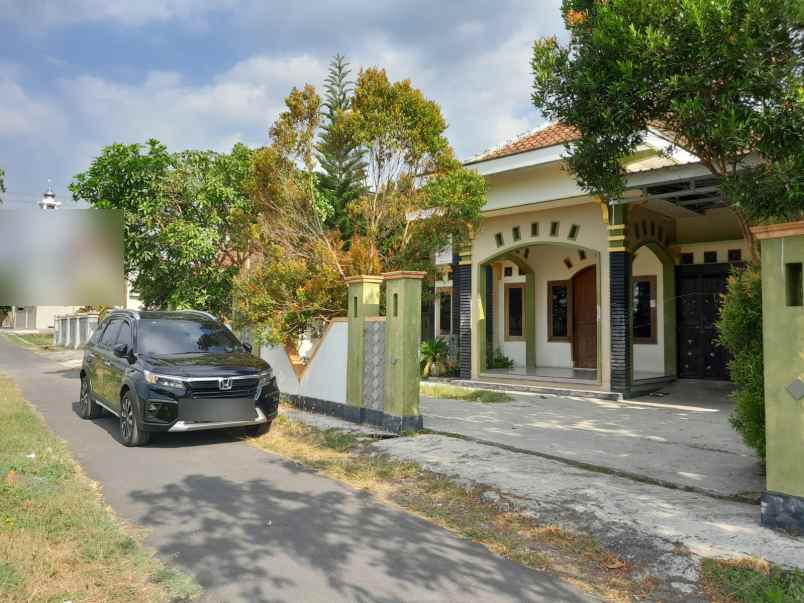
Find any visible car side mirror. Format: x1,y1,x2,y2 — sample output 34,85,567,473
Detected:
242,342,253,354
113,343,128,358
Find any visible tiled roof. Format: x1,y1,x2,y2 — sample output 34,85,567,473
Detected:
465,122,580,165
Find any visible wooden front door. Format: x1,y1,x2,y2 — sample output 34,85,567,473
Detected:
676,264,731,380
572,266,597,369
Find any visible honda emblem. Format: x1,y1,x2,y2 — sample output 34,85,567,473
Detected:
218,377,233,391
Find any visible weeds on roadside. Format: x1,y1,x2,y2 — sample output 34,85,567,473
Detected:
420,382,514,403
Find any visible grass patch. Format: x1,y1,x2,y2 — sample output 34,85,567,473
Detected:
0,373,201,603
249,412,651,601
1,332,57,351
702,558,804,602
421,382,514,403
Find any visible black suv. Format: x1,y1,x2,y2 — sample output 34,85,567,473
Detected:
78,310,279,446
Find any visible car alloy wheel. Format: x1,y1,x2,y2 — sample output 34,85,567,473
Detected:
120,395,135,443
80,377,90,416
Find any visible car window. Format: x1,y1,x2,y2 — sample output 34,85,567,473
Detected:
116,321,132,348
89,320,108,346
138,319,243,355
99,319,122,348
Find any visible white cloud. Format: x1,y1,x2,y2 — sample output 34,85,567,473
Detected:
0,0,237,27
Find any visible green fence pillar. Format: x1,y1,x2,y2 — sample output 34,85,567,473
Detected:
382,271,426,432
345,275,383,422
754,221,804,531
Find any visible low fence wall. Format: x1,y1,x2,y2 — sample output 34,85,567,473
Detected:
257,272,426,434
53,313,100,349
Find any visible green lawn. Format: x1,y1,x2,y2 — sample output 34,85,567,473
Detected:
420,381,514,403
702,558,804,603
1,332,57,351
0,373,200,602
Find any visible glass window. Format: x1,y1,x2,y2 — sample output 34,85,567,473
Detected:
548,281,569,341
505,284,524,340
439,291,452,335
99,319,122,348
116,321,132,347
89,320,108,345
138,319,243,355
633,276,657,343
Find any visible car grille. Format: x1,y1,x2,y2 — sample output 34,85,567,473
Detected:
188,377,259,399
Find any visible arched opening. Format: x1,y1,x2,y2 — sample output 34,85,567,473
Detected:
631,241,677,382
477,241,601,383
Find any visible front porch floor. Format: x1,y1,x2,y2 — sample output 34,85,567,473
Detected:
481,366,669,385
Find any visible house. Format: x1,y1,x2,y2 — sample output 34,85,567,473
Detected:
433,123,746,395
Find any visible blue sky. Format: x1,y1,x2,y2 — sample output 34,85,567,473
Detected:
0,0,566,208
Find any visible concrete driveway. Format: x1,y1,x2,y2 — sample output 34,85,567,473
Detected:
422,381,764,500
0,337,594,603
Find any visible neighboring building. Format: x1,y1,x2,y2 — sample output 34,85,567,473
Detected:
436,123,746,394
4,183,137,331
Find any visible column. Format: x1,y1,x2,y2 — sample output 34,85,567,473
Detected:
345,275,383,422
609,204,633,394
453,240,473,379
754,221,804,531
382,271,426,432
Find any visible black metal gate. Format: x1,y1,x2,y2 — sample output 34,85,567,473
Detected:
676,264,731,380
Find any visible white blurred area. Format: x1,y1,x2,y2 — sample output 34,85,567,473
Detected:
0,209,125,308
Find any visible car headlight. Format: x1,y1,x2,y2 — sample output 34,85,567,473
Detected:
144,370,186,390
255,368,274,400
257,368,273,388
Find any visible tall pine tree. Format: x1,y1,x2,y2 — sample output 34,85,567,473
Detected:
316,54,366,239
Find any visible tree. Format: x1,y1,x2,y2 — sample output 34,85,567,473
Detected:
70,141,257,318
0,166,5,203
235,69,486,345
316,54,366,238
531,0,803,243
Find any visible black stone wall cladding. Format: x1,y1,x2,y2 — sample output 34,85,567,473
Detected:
610,250,633,393
485,265,494,369
283,395,422,434
761,491,804,534
455,263,473,379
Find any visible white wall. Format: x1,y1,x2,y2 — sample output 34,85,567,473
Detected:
632,248,664,375
260,319,348,404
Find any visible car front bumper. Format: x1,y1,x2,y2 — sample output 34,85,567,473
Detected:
140,378,280,433
167,406,270,432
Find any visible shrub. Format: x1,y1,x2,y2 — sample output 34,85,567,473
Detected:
490,348,515,369
717,265,765,460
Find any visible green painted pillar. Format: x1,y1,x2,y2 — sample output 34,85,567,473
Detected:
345,275,383,422
382,271,426,432
525,271,536,368
754,221,804,531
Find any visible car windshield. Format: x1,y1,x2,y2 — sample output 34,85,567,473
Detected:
138,319,243,355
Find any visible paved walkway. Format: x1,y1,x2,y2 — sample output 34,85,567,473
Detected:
287,409,804,600
0,338,593,603
421,381,763,500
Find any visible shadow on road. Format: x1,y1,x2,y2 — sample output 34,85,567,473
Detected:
127,463,587,602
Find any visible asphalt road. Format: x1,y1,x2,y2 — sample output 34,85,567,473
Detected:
0,337,594,603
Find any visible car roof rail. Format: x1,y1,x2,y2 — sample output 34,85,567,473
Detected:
185,309,218,321
107,308,139,319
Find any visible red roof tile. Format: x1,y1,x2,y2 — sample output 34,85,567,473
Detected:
466,123,580,164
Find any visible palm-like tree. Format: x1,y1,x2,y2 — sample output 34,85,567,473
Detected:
420,338,449,378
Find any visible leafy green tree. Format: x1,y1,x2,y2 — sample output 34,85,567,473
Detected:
236,70,486,345
531,0,803,243
316,54,366,238
70,141,257,318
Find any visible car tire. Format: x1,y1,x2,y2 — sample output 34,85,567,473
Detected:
120,391,150,447
246,420,273,438
78,375,103,420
